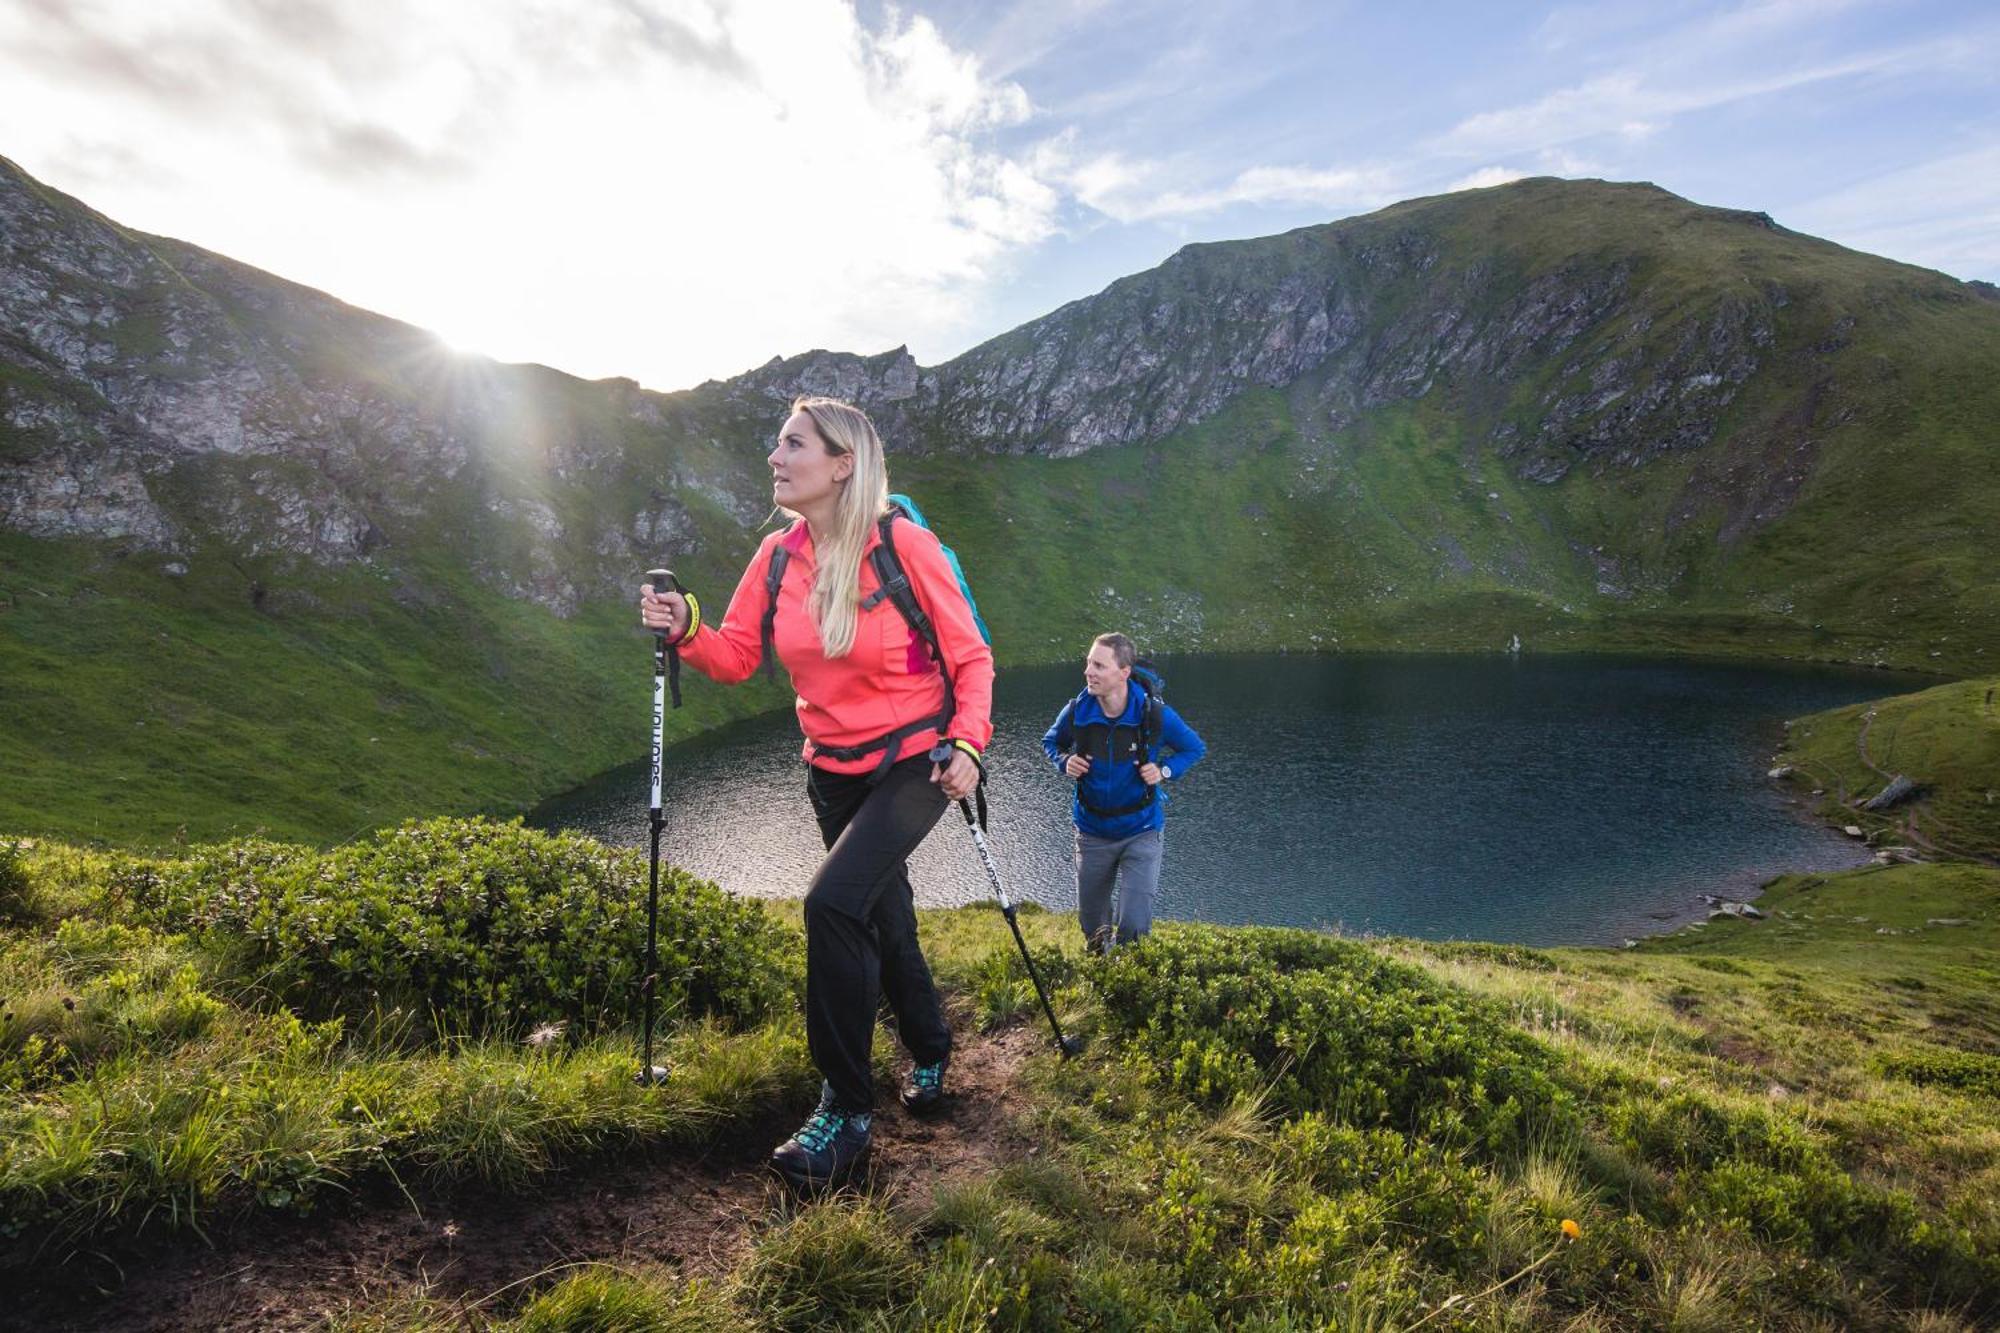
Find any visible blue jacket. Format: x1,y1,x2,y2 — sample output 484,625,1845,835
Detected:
1042,684,1207,838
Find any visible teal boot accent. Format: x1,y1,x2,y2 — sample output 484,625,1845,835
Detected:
900,1057,949,1114
770,1103,872,1191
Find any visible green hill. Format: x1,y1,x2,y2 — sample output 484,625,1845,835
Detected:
3,159,1998,844
1776,674,2000,860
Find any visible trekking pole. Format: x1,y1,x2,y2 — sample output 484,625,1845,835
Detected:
945,769,1083,1058
637,568,684,1088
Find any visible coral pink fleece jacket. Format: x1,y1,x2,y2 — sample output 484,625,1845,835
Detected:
678,516,995,774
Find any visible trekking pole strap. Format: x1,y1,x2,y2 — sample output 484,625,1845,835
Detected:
652,636,683,711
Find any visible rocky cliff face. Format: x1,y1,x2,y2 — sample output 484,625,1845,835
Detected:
2,158,1994,620
2,164,452,560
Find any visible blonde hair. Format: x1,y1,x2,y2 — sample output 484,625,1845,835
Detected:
784,396,889,658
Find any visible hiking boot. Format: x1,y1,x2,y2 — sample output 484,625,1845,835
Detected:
770,1102,872,1192
900,1057,949,1115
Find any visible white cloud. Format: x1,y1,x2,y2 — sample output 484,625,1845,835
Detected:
1789,142,2000,280
1435,1,1992,163
0,0,1063,389
1041,144,1399,224
1448,166,1529,192
1533,1,1675,54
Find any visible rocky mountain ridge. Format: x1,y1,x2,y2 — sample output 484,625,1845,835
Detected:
11,157,1992,621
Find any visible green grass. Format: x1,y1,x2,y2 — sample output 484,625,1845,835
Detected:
7,830,1998,1329
1775,675,2000,859
0,529,795,845
0,823,813,1252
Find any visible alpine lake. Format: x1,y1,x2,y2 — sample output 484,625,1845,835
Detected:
530,654,1934,947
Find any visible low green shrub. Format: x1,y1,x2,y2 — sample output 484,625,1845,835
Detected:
962,940,1077,1032
0,840,29,923
1424,940,1561,973
1879,1044,2000,1098
0,1031,70,1094
1271,1115,1491,1269
1605,1090,1818,1174
1063,1252,1198,1331
1604,1086,2000,1308
110,818,800,1034
77,961,224,1050
1090,925,1571,1155
1,919,227,1089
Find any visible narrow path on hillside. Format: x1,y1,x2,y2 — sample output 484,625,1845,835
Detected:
1855,706,1891,782
19,1023,1042,1333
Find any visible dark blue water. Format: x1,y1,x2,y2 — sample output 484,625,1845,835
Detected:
530,655,1933,946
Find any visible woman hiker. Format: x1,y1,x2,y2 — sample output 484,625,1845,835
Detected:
1042,633,1206,952
638,396,992,1191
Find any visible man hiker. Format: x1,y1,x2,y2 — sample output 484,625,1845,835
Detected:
1042,632,1206,952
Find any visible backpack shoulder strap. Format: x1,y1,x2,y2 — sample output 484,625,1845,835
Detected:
870,513,958,736
759,526,795,680
1137,679,1163,757
868,513,941,666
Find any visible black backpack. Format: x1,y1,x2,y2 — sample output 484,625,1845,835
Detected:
1071,661,1166,818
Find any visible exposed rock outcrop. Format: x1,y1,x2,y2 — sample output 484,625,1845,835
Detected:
4,159,1996,626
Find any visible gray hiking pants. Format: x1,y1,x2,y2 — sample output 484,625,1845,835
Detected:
1076,826,1163,949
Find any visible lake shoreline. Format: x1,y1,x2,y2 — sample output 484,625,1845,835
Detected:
535,654,1933,950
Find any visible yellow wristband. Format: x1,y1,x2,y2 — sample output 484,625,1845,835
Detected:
952,738,984,768
671,591,702,646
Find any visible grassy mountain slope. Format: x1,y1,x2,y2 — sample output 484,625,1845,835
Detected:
4,165,1998,844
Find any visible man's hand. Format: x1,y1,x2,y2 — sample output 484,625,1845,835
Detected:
1063,753,1091,779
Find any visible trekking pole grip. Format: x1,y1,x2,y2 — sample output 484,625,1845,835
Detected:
647,568,685,708
647,568,683,616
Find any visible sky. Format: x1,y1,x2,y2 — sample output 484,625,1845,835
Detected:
1,0,1995,392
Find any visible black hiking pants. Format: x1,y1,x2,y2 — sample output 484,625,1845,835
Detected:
804,754,954,1113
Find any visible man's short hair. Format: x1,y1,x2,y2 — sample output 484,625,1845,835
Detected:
1092,632,1135,669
